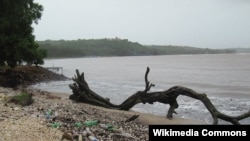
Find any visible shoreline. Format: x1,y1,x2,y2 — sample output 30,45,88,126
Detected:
38,88,207,125
30,80,250,125
0,86,206,141
31,78,250,99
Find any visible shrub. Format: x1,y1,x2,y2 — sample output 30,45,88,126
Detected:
9,92,33,106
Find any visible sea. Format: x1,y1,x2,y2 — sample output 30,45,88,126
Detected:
30,54,250,124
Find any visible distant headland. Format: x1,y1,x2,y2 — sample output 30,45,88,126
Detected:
36,38,237,58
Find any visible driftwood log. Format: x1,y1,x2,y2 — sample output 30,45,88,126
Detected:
69,67,250,125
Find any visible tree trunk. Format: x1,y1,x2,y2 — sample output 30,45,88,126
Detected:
69,67,250,125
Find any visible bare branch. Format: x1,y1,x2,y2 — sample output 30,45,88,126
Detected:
143,67,155,92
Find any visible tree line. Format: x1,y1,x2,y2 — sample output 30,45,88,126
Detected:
37,39,236,58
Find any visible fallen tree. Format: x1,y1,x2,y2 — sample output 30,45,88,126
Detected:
69,67,250,125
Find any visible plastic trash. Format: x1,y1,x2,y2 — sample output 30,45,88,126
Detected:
99,124,108,129
74,122,82,128
121,132,133,138
112,128,123,133
99,123,114,131
85,127,93,135
45,109,52,119
82,130,87,137
54,111,58,116
84,120,99,127
51,123,60,128
78,134,82,141
106,124,114,130
99,123,124,132
88,135,99,141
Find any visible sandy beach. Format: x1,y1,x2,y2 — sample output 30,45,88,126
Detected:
0,87,206,141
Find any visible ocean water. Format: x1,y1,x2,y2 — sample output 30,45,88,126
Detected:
31,54,250,124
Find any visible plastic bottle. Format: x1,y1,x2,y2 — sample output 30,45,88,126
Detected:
84,120,99,127
106,124,114,130
99,124,108,129
121,132,133,138
88,135,99,141
112,128,123,133
85,127,93,135
74,122,82,128
99,123,114,130
51,123,60,128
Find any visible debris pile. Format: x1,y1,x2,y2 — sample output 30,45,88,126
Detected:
0,88,148,141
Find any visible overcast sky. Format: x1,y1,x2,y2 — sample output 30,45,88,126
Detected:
33,0,250,49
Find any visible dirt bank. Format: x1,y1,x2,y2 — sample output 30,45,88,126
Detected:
0,66,68,88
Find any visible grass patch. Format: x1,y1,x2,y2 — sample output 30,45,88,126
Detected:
9,92,33,106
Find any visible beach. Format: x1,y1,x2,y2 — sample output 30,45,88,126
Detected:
0,87,206,141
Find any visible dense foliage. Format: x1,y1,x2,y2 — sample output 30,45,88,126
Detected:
37,38,155,58
37,38,236,58
0,0,46,67
145,45,236,55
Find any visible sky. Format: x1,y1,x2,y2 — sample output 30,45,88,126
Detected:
33,0,250,49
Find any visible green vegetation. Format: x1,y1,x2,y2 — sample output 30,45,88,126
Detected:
145,45,236,55
37,38,153,58
37,38,236,58
233,48,250,53
9,92,33,106
0,0,46,67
